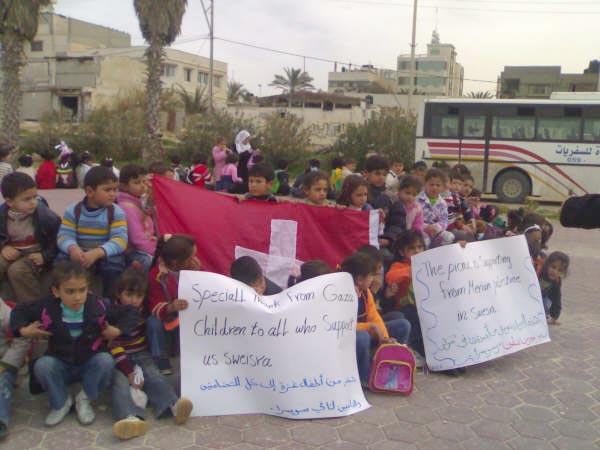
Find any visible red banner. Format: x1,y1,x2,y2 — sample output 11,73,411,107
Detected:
153,176,377,284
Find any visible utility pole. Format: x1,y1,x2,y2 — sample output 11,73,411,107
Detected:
200,0,214,110
407,0,417,113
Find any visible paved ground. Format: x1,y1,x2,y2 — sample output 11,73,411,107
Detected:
2,189,600,449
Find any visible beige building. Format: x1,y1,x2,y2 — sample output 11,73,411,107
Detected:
497,64,600,99
228,92,372,148
13,12,227,121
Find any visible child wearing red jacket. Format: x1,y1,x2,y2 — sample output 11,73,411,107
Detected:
146,234,200,374
36,150,57,189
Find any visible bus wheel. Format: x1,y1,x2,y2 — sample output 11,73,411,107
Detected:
494,170,530,203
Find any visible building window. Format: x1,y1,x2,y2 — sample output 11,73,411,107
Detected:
214,76,222,88
537,117,581,141
529,84,549,96
398,61,410,71
584,118,600,141
198,71,208,84
184,68,193,82
398,77,410,85
162,64,176,77
430,49,440,55
365,95,374,105
30,40,44,52
416,61,447,72
464,115,486,138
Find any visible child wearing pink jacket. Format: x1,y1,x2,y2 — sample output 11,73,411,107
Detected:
117,164,157,271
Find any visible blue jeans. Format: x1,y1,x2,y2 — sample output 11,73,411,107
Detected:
56,251,126,297
112,351,177,420
0,370,16,426
33,353,114,410
126,250,153,273
146,316,168,359
355,318,412,383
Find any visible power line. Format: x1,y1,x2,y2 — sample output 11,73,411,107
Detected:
326,0,600,14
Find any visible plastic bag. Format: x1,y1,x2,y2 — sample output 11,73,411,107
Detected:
130,365,148,409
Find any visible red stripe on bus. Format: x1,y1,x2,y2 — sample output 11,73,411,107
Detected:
427,141,587,193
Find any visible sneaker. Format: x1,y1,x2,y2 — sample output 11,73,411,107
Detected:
171,397,193,425
75,390,95,425
113,416,147,440
158,358,173,376
45,395,73,427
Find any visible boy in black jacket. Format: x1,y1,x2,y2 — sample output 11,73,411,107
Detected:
11,261,138,427
0,172,61,302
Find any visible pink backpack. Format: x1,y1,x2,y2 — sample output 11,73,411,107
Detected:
368,343,415,395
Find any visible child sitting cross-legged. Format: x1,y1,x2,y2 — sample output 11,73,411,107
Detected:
340,252,411,387
10,261,139,427
57,166,128,297
0,172,61,302
110,267,192,440
146,234,200,375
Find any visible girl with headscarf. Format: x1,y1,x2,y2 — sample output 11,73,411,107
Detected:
233,130,255,193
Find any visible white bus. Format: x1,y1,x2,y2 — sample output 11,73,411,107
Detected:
415,98,600,203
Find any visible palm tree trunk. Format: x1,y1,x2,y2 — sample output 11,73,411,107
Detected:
143,40,164,160
0,31,25,155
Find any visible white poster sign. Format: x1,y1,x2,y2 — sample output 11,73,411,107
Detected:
178,271,369,419
412,236,550,371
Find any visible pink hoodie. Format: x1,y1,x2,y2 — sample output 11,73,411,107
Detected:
116,191,157,255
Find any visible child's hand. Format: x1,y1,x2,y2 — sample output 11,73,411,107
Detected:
1,245,20,261
425,224,438,237
19,321,52,339
378,209,386,222
81,248,105,269
27,252,44,267
68,245,85,264
102,324,121,342
128,372,144,389
381,337,396,344
168,299,188,313
384,283,399,298
188,256,202,271
457,240,467,248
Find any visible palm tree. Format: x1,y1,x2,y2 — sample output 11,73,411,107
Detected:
133,0,187,160
467,91,494,99
178,86,208,114
227,80,248,104
0,0,51,154
269,67,314,107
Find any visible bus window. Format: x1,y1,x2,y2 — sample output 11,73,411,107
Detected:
431,114,459,137
537,117,581,141
492,116,535,139
583,118,600,141
463,115,485,138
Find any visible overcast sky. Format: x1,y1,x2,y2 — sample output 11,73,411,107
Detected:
54,0,600,97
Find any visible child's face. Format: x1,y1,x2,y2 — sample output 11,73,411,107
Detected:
450,178,463,193
356,272,376,292
304,179,329,205
391,162,404,175
467,194,480,207
398,186,419,205
250,275,266,296
412,167,426,180
547,261,566,282
461,179,473,197
52,276,89,311
165,170,176,179
345,162,357,172
370,264,383,293
350,185,368,209
526,230,542,258
401,241,425,260
86,181,118,208
248,176,273,197
424,176,444,198
122,176,147,198
365,169,387,188
119,290,145,308
6,187,38,215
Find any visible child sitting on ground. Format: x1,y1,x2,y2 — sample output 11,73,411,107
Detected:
340,252,411,386
110,268,192,440
117,164,157,272
11,261,138,427
76,151,95,189
0,147,12,187
16,154,36,181
0,298,30,438
417,168,454,248
36,149,57,190
272,159,291,196
189,153,212,188
539,251,569,325
0,172,61,302
365,155,393,212
245,164,277,202
397,175,423,235
218,152,243,192
303,171,334,206
57,166,128,297
146,235,199,374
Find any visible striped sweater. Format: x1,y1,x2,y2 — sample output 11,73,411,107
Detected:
58,200,128,257
109,313,147,376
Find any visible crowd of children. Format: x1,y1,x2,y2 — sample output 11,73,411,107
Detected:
0,134,569,441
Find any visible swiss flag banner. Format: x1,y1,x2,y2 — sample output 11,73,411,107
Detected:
152,176,378,286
